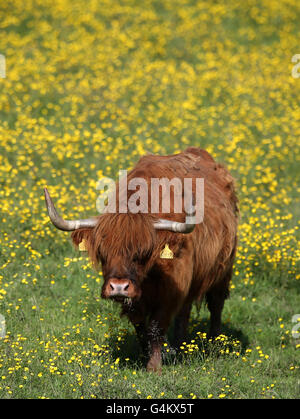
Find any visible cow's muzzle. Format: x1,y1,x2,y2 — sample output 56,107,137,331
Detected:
102,278,136,300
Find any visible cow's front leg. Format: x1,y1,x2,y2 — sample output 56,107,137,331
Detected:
146,320,163,373
124,307,148,357
146,311,172,374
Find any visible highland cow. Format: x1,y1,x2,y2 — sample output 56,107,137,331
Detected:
44,147,238,373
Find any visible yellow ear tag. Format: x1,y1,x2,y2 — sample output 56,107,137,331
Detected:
160,244,174,259
79,239,87,251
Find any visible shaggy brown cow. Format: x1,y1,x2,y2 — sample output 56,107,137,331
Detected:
44,147,238,373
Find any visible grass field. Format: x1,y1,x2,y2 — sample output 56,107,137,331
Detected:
0,0,299,399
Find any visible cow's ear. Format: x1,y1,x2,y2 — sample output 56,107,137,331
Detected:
71,228,92,249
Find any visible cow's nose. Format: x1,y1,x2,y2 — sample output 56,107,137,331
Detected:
109,281,130,295
102,278,138,300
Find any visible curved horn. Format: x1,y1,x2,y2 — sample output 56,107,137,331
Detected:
44,188,98,231
153,194,196,234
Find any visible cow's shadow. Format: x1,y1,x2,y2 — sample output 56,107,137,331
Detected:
108,316,249,369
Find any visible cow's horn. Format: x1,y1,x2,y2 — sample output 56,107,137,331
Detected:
44,188,98,231
153,194,196,234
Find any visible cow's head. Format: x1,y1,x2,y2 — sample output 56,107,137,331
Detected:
44,187,195,303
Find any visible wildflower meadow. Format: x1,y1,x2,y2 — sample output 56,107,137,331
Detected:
0,0,299,399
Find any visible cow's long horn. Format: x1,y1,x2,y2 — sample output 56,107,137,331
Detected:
44,188,98,231
153,194,196,234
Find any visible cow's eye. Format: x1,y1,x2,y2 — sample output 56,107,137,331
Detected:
133,254,148,265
